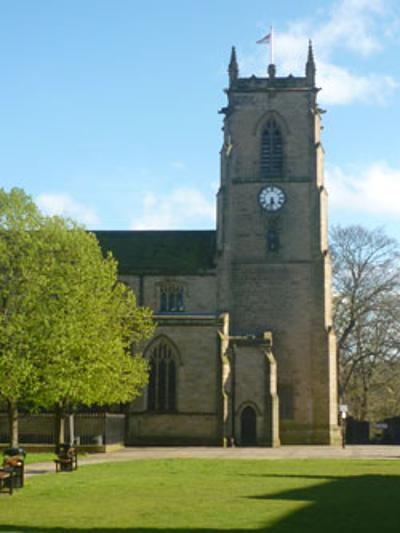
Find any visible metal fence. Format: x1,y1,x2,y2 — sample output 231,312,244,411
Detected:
0,413,125,446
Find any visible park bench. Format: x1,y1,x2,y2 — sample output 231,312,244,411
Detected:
54,443,78,473
1,448,25,490
0,469,14,495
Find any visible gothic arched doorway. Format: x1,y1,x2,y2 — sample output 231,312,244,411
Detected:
240,406,257,446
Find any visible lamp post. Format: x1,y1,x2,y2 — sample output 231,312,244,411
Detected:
339,404,348,449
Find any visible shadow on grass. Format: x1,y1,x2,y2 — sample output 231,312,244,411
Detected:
0,474,399,532
249,473,400,533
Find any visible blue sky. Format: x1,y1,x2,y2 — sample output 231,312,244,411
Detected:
1,0,400,239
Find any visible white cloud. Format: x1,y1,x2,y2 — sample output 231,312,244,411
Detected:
241,0,399,106
315,0,387,57
327,162,400,217
132,187,215,230
36,193,99,226
317,62,397,105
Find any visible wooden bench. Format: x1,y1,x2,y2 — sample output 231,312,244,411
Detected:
54,445,78,473
2,454,25,489
0,470,14,495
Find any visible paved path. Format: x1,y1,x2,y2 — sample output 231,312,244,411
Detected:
25,445,400,478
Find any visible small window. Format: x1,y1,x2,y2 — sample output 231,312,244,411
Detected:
267,228,280,252
159,285,185,312
148,339,177,412
261,120,283,177
278,384,294,420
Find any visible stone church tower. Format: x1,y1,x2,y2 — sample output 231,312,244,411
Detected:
216,43,339,444
94,42,340,447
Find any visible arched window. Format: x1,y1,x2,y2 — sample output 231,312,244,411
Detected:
147,339,177,412
261,120,283,177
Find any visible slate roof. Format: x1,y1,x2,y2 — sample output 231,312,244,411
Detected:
94,230,217,275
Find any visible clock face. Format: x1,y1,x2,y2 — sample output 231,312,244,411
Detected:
259,186,286,212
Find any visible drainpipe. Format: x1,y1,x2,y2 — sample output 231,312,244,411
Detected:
139,275,144,306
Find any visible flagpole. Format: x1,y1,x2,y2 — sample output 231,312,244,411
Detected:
270,26,274,65
256,27,274,69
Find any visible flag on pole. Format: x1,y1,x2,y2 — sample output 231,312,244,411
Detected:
257,27,274,66
256,33,271,45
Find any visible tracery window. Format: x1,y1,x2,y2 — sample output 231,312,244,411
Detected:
147,339,177,412
159,284,185,312
261,120,283,177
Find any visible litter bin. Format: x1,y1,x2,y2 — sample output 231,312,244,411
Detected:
55,443,78,472
2,447,26,489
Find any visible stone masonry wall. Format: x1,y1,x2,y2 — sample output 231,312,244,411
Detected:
127,318,223,445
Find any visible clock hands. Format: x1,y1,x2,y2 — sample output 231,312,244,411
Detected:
259,186,286,212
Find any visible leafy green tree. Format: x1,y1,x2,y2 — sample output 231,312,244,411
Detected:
34,217,154,444
0,188,47,446
0,188,154,446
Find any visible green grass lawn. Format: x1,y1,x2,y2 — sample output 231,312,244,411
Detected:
24,453,57,465
1,459,399,532
14,453,87,465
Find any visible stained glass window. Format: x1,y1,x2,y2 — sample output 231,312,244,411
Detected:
147,340,177,412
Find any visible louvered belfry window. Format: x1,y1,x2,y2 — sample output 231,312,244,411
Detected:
261,120,283,177
148,340,177,412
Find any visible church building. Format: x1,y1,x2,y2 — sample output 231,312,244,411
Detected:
96,43,340,446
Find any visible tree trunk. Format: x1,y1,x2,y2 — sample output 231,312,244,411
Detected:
7,399,19,448
360,385,369,422
54,403,66,448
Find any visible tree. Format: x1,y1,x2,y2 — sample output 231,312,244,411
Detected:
34,217,154,445
0,188,48,446
331,225,400,421
0,188,154,446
